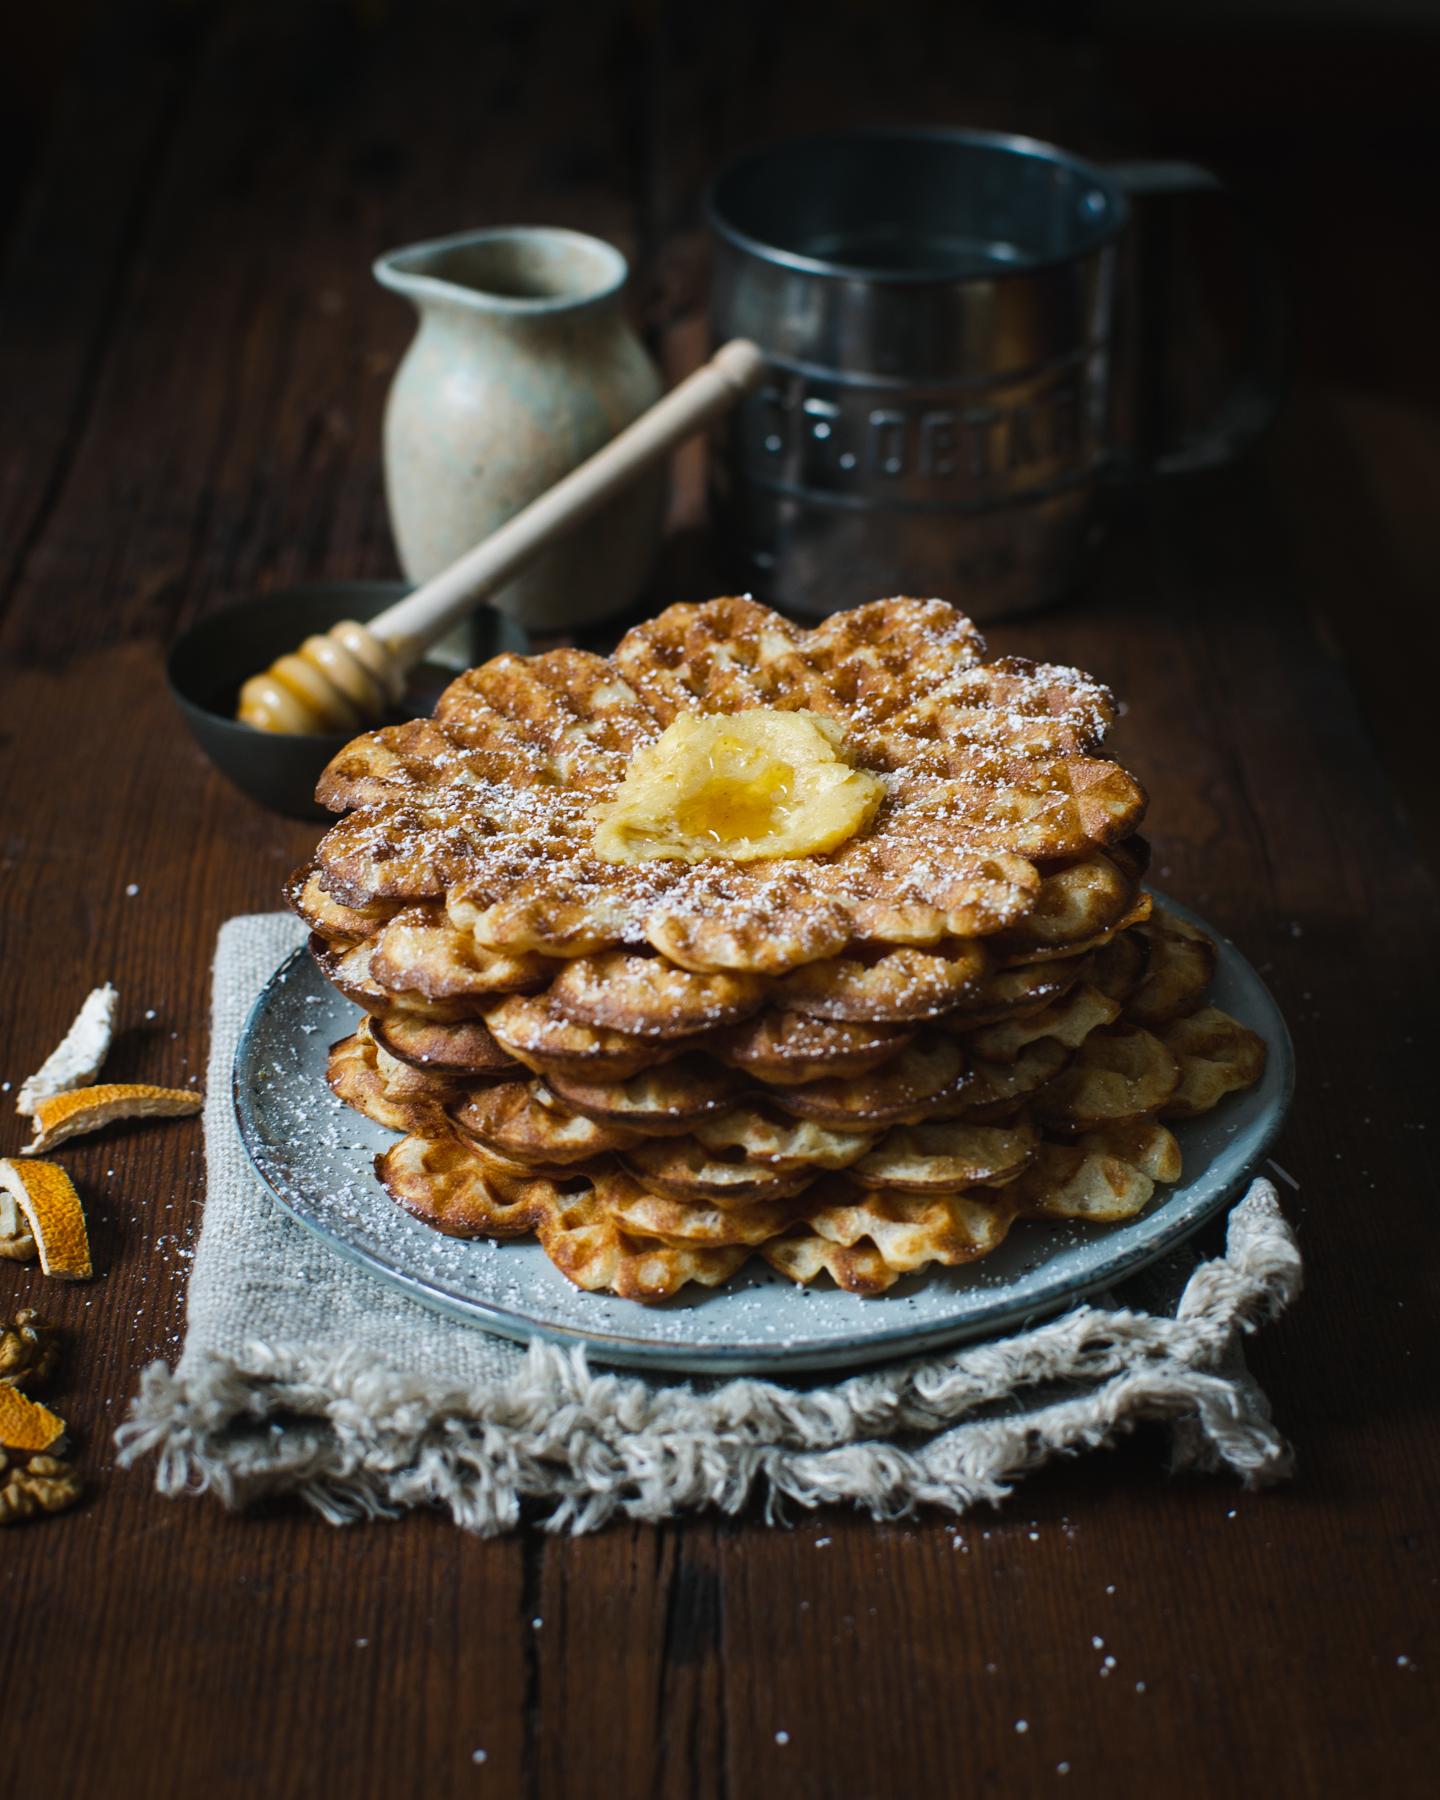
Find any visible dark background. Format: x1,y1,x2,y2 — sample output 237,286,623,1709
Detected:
3,0,1438,878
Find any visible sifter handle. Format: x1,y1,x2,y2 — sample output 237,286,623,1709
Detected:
1102,161,1289,478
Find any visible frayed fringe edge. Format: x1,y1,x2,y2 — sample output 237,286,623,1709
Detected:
116,1181,1301,1535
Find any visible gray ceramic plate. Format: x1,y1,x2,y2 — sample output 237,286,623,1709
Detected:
234,896,1293,1374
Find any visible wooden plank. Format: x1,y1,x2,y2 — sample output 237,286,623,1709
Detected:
3,1501,531,1798
0,1,196,613
531,1523,727,1800
1264,386,1440,883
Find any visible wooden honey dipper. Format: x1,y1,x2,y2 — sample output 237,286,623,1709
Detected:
237,338,768,734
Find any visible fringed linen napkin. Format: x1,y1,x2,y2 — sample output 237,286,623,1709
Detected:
117,915,1301,1535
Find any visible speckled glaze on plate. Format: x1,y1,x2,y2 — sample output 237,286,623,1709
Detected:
233,895,1294,1375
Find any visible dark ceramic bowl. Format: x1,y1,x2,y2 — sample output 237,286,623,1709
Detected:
167,581,528,820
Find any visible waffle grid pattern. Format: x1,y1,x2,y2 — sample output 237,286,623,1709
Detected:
293,598,1265,1300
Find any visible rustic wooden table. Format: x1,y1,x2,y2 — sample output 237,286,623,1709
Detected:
1,4,1436,1795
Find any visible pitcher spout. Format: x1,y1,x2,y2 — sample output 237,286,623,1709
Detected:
373,225,629,320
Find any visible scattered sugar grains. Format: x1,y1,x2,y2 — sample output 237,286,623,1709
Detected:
472,1750,488,1764
775,1732,790,1747
1015,1721,1029,1734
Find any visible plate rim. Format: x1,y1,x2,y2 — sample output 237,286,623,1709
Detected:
233,893,1295,1374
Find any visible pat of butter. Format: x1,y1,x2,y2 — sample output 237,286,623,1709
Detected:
591,709,883,864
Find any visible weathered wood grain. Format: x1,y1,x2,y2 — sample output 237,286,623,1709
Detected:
0,3,199,620
0,4,1436,1798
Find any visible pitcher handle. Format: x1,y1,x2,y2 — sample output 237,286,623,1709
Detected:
1103,159,1290,478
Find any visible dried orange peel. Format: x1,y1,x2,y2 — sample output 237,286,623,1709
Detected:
21,1082,202,1156
0,1383,66,1453
0,1159,93,1279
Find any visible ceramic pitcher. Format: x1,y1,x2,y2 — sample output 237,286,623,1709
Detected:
374,226,663,641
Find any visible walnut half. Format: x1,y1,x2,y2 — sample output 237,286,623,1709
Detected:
0,1182,36,1261
0,1310,60,1388
0,1450,83,1524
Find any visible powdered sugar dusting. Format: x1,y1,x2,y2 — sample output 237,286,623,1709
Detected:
306,598,1140,960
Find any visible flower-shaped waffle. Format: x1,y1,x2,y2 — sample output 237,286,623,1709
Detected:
319,912,1264,1300
306,596,1148,978
296,596,1266,1303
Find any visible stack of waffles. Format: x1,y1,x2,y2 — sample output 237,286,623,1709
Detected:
291,597,1266,1301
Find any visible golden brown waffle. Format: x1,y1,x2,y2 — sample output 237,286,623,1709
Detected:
598,1178,814,1249
1124,912,1219,1027
354,975,1248,1302
1009,1142,1158,1222
772,938,987,1022
614,1106,875,1205
1074,1120,1183,1182
753,1112,1184,1294
369,906,549,1001
285,863,399,941
308,597,1146,982
548,951,768,1037
647,891,852,975
991,848,1141,952
326,1022,465,1135
941,1038,1073,1121
1087,930,1148,1005
298,591,1271,1304
849,1116,1038,1192
1034,1024,1182,1134
451,1080,644,1163
690,1105,874,1173
760,1185,1022,1295
610,595,987,726
545,1054,745,1132
708,1011,915,1085
765,1031,965,1128
938,951,1093,1030
377,1129,749,1300
620,1138,818,1204
369,1011,518,1077
310,934,478,1024
964,983,1122,1062
993,890,1153,968
1155,1007,1267,1117
481,993,688,1082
